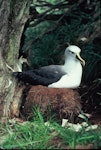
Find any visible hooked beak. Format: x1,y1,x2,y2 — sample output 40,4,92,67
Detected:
19,56,30,66
23,58,30,66
76,53,85,66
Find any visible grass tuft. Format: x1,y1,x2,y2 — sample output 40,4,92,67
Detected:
0,110,101,149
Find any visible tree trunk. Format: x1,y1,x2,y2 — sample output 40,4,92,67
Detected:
0,0,32,119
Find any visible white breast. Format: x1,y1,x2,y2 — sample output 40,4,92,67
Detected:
48,60,83,88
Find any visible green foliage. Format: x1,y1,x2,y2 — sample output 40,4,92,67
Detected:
0,110,101,149
82,43,101,83
53,123,101,149
1,112,53,149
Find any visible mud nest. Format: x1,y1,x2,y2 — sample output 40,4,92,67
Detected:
21,85,82,120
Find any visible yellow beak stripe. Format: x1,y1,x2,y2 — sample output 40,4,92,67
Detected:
76,53,85,66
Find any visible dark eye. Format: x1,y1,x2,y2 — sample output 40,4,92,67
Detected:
71,51,74,54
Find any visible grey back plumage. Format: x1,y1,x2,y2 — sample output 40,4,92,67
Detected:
13,65,66,86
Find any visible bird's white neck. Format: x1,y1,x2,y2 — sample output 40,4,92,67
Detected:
64,55,77,66
64,56,82,74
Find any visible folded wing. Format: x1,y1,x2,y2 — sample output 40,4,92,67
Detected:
13,65,66,86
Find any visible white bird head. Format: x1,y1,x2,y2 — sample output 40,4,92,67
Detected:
65,45,85,66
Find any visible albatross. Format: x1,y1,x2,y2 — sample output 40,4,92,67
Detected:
13,45,85,88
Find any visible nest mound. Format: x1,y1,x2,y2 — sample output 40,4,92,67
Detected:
21,85,82,120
